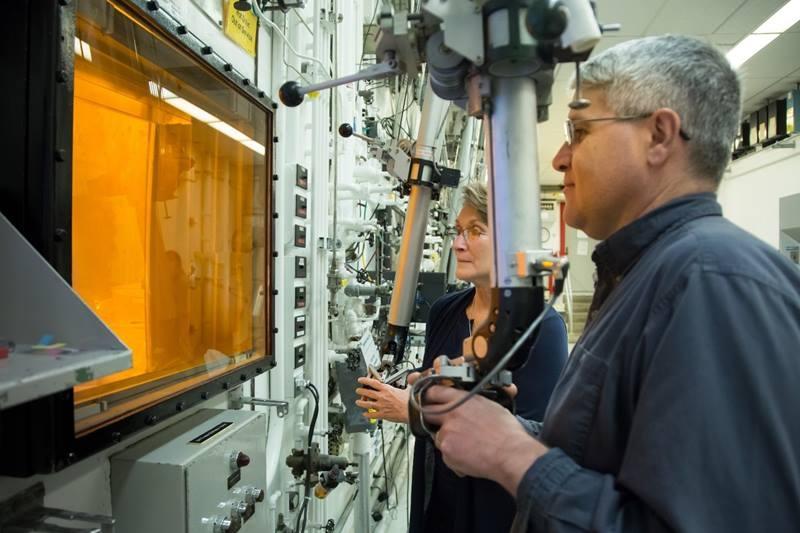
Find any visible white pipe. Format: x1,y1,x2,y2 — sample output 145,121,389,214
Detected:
329,350,348,364
353,165,389,184
352,432,372,533
268,489,283,532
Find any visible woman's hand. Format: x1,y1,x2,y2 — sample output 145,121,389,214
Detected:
355,377,410,424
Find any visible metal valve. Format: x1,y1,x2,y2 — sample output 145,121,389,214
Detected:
201,515,241,533
245,487,265,504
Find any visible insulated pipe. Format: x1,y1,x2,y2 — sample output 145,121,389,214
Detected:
381,80,449,367
486,77,542,287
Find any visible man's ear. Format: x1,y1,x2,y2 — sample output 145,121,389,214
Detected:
647,108,683,167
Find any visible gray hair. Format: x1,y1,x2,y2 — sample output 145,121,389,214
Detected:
461,180,488,223
573,35,741,184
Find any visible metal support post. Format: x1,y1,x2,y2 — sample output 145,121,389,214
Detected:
469,76,547,373
381,80,449,367
487,76,542,287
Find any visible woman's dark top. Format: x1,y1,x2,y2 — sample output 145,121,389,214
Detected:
408,287,568,533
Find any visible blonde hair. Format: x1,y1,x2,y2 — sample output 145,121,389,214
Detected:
461,181,488,223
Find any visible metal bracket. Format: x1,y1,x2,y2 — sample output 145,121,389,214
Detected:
421,0,485,65
241,397,290,418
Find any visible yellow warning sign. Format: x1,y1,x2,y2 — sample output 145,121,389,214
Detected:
223,0,258,57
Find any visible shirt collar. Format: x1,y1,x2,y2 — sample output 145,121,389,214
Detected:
592,192,722,277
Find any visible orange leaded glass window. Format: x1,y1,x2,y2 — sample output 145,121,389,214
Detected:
71,0,269,432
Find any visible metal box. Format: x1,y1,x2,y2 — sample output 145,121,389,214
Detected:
111,409,267,533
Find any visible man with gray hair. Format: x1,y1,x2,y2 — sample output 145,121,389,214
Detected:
422,35,800,531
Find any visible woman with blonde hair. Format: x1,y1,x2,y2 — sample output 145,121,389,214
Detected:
356,181,568,533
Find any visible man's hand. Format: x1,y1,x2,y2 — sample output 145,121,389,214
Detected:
424,385,548,495
355,377,410,424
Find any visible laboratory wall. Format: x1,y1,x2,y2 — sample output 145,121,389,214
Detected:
719,140,800,250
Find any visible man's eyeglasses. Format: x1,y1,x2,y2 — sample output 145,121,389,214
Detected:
453,226,488,243
563,113,691,145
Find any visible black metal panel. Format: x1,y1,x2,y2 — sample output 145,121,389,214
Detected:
383,271,447,323
0,390,75,477
0,0,73,280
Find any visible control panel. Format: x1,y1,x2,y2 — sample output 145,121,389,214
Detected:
295,257,307,278
294,225,307,247
294,315,306,338
294,344,306,368
295,194,307,218
294,286,306,309
111,409,267,533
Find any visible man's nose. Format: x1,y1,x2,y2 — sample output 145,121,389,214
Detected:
552,142,571,172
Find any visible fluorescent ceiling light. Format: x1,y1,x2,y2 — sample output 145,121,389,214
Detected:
80,41,92,62
241,139,266,155
74,37,92,62
754,0,800,34
150,81,265,156
208,120,249,142
727,0,800,69
726,33,780,69
160,88,219,123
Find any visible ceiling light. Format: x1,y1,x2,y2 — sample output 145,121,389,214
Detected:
208,121,249,142
726,0,800,69
160,88,219,123
150,81,265,157
241,139,266,155
80,40,92,62
753,0,800,34
726,33,780,69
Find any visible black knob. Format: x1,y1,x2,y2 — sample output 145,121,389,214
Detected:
526,0,568,42
278,81,305,107
338,123,354,138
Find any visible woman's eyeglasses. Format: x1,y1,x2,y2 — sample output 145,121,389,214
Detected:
454,226,488,243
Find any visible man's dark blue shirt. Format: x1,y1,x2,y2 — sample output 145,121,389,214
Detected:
514,193,800,532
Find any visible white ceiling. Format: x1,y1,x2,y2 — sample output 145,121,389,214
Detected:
536,0,800,185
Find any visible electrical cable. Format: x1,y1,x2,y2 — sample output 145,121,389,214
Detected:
295,383,320,533
252,3,332,79
409,293,559,418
